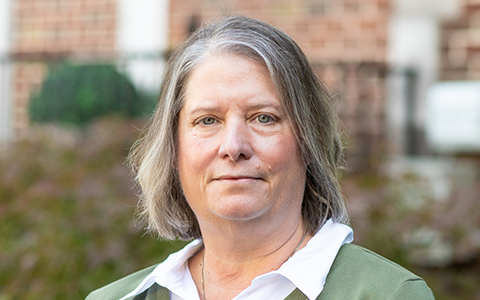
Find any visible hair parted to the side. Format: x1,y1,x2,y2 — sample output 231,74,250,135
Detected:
128,15,349,241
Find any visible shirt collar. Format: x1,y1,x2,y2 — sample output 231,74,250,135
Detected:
119,219,353,300
276,219,353,299
118,239,203,300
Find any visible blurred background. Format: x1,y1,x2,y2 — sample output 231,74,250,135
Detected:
0,0,479,299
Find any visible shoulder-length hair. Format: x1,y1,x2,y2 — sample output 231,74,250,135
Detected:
128,15,349,240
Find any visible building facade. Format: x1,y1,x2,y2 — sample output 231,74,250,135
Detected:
1,0,479,156
0,0,168,143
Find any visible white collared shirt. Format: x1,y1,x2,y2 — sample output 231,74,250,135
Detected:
119,219,353,300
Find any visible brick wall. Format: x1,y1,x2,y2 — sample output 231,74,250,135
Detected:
169,0,390,64
12,0,117,136
441,0,480,80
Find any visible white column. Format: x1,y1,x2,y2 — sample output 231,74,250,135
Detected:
116,0,169,93
0,0,13,146
386,0,461,154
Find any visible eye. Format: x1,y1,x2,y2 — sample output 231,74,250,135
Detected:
257,114,273,124
200,117,216,125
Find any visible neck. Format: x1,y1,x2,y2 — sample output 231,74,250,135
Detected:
188,217,310,300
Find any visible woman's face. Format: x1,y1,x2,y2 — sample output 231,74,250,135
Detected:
177,54,306,228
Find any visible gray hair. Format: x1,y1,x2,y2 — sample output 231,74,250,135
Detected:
128,15,349,240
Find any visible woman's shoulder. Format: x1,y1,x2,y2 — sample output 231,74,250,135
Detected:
319,243,435,299
332,243,419,278
85,264,158,300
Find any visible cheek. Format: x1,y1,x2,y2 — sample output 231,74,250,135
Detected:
178,135,218,176
260,135,303,170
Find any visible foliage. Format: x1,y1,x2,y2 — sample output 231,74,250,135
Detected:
0,117,187,300
29,64,156,126
1,116,479,299
342,160,480,300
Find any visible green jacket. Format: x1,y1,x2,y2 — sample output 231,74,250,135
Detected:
86,244,435,299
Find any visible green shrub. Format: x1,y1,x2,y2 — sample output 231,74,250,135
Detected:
0,117,186,300
29,64,155,125
342,163,480,300
1,116,479,300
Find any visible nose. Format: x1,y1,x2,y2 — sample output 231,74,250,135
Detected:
218,119,253,161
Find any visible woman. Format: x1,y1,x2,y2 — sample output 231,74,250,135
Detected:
87,16,434,300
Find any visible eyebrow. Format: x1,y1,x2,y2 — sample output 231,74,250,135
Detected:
186,105,222,116
186,100,285,116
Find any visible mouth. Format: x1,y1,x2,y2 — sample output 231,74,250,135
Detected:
214,175,262,182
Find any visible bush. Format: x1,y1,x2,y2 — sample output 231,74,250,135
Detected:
342,162,480,300
0,117,186,300
2,116,479,300
29,64,155,125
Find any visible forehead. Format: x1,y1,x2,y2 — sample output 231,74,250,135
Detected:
188,53,270,84
182,54,278,106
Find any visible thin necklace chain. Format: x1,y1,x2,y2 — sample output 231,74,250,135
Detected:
201,248,206,300
200,230,308,300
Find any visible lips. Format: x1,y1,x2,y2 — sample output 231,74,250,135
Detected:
214,175,262,181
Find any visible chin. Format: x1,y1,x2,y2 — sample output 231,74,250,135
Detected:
211,196,270,221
